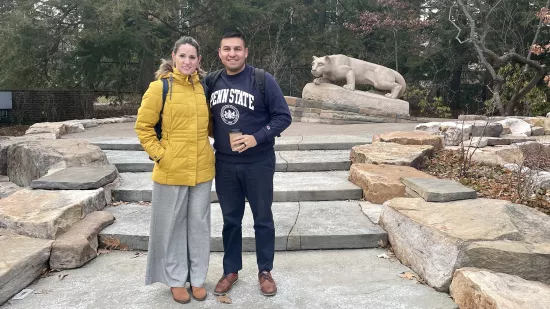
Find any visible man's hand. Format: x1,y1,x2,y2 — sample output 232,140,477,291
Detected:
231,135,257,153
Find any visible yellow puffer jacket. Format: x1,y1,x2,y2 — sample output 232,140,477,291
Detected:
135,67,215,186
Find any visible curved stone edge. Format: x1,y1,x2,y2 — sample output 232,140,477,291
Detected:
24,116,137,139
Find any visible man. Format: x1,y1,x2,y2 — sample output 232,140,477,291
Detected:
207,29,292,296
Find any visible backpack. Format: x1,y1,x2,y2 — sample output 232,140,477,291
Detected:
204,67,265,103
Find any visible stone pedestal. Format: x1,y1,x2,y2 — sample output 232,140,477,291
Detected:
302,83,409,116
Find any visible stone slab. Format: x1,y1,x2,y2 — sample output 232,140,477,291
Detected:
0,188,106,239
49,211,115,270
486,135,536,146
360,202,383,224
287,201,387,250
112,171,362,202
373,131,444,151
351,142,434,169
30,165,118,190
450,268,550,309
99,201,382,251
302,83,410,116
380,198,550,291
25,122,66,139
400,178,477,202
349,164,436,204
1,250,457,309
0,229,53,305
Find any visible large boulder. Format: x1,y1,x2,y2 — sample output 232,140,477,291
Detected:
349,164,435,204
524,117,550,134
0,188,106,239
350,143,434,169
372,131,444,151
49,211,115,270
496,118,532,136
379,198,550,291
0,229,53,305
415,122,472,146
450,268,550,309
0,137,12,175
302,83,410,116
25,122,66,138
470,145,524,166
7,139,109,187
461,121,503,137
440,122,472,146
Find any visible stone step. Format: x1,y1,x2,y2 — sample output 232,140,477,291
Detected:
91,135,372,151
0,229,52,305
104,150,351,173
111,171,362,202
99,201,387,251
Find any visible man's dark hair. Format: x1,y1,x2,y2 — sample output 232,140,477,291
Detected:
221,29,247,46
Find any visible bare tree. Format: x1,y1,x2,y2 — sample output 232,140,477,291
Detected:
450,0,546,116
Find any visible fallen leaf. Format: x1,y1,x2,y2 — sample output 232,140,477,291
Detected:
58,274,68,281
217,295,232,304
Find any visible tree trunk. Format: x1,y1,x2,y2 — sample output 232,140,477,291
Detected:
449,67,462,110
316,0,326,33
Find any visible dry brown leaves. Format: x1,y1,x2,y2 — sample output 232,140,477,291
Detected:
422,150,550,215
399,271,425,284
216,295,232,304
0,125,29,137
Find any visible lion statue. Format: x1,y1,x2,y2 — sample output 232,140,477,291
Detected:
311,55,407,99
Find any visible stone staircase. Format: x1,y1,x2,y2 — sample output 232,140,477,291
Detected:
94,135,389,252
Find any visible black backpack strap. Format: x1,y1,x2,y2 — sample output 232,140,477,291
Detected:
253,68,266,101
204,69,224,103
153,78,169,141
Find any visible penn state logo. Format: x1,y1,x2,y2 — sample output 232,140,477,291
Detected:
221,105,239,125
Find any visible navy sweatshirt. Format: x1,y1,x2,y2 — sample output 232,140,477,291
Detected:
209,65,292,163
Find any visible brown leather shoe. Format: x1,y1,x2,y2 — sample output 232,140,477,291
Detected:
258,271,277,296
214,273,238,295
191,286,207,301
170,287,190,304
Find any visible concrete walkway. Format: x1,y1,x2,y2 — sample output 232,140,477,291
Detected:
1,250,457,309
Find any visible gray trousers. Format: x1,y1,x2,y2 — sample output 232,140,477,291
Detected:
145,180,212,287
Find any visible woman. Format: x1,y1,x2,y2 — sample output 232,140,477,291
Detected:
135,36,215,304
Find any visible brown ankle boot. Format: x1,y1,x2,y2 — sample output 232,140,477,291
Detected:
258,271,277,296
191,286,207,301
170,287,190,304
214,273,239,295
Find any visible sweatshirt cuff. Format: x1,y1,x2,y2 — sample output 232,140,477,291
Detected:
253,129,268,145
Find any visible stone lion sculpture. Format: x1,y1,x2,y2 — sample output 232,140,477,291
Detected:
311,55,407,99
